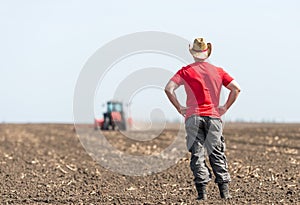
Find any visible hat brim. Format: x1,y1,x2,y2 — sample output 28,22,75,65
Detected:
189,43,212,59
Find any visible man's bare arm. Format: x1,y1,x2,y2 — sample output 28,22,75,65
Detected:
219,80,241,116
164,80,187,116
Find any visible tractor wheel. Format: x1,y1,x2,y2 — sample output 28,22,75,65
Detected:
114,122,124,131
102,121,109,130
119,122,126,131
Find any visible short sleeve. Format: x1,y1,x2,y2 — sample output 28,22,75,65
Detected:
220,68,234,86
170,69,185,85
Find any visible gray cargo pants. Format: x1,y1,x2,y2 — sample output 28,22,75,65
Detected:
185,115,231,184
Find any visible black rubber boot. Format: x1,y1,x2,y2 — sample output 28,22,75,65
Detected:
195,183,208,200
218,183,232,199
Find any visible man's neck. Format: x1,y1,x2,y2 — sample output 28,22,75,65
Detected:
194,58,206,63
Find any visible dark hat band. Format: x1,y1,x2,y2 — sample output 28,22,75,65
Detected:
191,48,209,52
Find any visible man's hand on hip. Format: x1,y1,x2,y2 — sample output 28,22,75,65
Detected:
178,106,188,117
218,105,227,116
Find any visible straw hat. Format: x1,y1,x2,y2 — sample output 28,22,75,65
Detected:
189,38,212,59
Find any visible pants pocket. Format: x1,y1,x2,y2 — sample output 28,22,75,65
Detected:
185,116,202,152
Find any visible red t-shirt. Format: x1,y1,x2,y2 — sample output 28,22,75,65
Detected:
171,62,234,119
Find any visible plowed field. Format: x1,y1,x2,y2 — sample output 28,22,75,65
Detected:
1,123,299,204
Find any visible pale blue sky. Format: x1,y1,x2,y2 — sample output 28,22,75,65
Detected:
1,0,300,123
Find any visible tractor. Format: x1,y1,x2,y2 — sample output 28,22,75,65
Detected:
94,101,127,130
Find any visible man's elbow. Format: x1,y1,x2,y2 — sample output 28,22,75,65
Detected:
229,86,241,96
164,87,171,94
227,80,241,93
233,87,241,97
165,81,178,95
232,82,241,93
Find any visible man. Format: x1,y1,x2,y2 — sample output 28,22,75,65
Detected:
165,38,241,200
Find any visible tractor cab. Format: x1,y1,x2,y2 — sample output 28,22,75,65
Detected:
107,101,123,113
